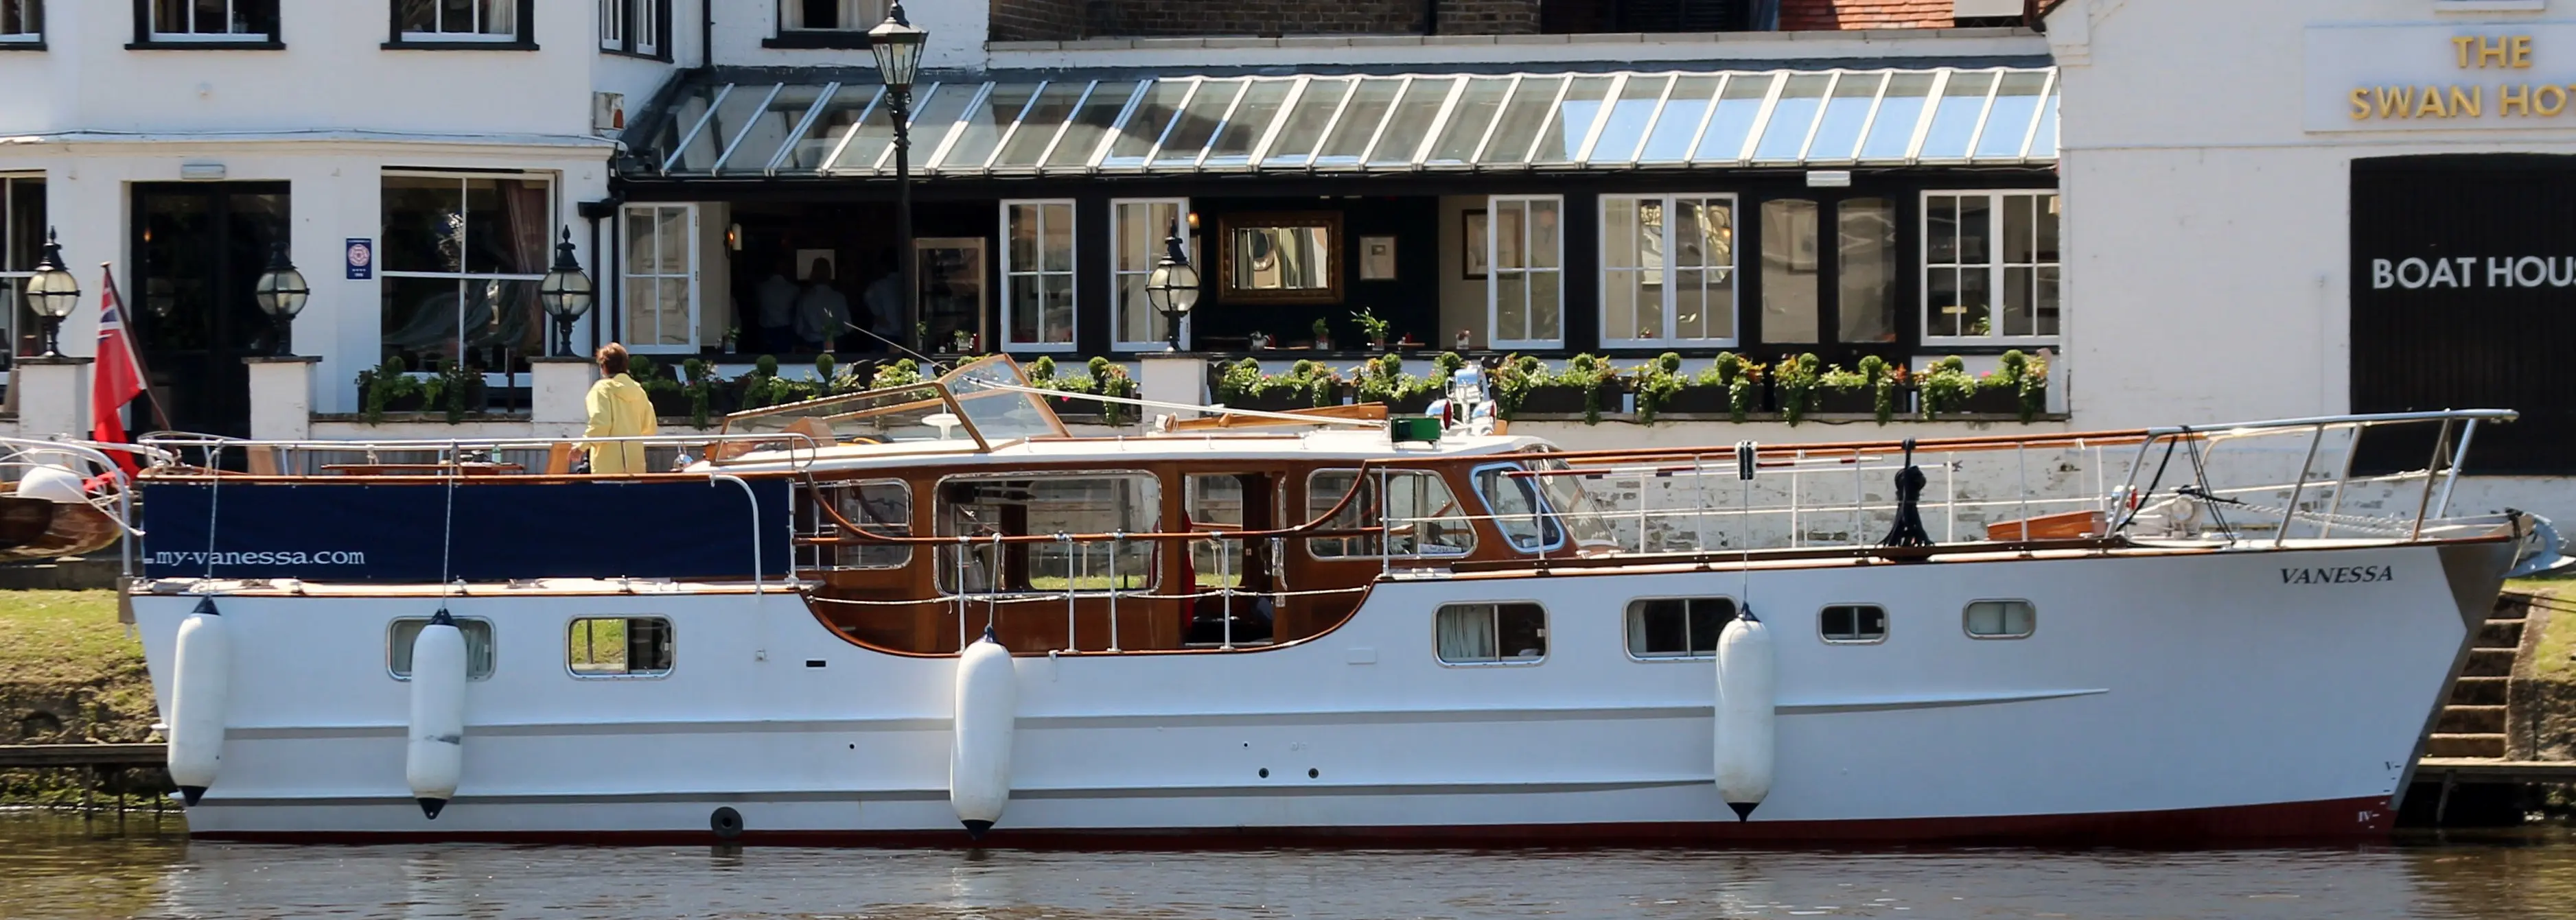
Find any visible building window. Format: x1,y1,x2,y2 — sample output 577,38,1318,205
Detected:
1627,597,1736,659
600,0,660,56
568,617,675,676
1925,191,2060,342
379,172,555,375
620,203,697,353
1,176,41,359
392,0,529,45
769,0,879,47
1113,198,1191,351
1761,198,1819,344
1601,193,1736,347
1,0,40,43
139,0,277,43
388,617,496,681
1837,198,1899,344
1001,200,1076,350
1821,604,1888,643
796,478,912,570
937,473,1159,593
1435,602,1548,664
1488,196,1562,349
1964,600,2035,639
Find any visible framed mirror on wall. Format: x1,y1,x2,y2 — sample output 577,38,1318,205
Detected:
1218,212,1343,305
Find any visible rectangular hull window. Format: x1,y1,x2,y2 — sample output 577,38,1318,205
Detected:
569,617,675,675
1435,602,1548,663
1627,597,1736,659
388,617,496,680
1820,604,1888,643
1964,600,2034,639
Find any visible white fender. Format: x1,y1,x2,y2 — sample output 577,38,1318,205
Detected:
405,611,468,820
1714,614,1776,820
15,463,86,503
166,597,230,806
949,628,1019,838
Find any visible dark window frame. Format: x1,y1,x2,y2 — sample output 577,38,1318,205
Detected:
766,0,876,49
1820,603,1888,644
599,0,671,61
383,0,538,50
0,0,42,49
128,0,283,49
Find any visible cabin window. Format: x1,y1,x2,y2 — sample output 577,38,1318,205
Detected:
1435,602,1548,664
938,473,1158,593
1964,600,2035,639
798,478,912,570
1822,604,1888,643
387,617,496,681
568,617,675,676
1626,598,1735,659
1187,473,1264,588
1307,469,1472,559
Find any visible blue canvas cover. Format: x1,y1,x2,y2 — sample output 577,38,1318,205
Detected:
139,478,795,582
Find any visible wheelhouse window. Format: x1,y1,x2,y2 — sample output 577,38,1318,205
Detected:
938,473,1158,593
599,0,660,56
1113,198,1191,351
1964,600,2035,639
1001,200,1076,351
379,172,554,375
1307,469,1472,560
1,0,38,43
1,176,41,359
1925,191,2060,342
1601,194,1736,347
621,203,697,353
142,0,277,42
393,0,529,44
1488,196,1563,349
1822,604,1888,643
1627,598,1736,659
388,617,496,680
1472,456,1615,554
568,616,674,676
1435,602,1548,664
796,478,912,570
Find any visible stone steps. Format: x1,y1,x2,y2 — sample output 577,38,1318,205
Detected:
2424,593,2544,764
2426,733,2510,759
2437,705,2509,734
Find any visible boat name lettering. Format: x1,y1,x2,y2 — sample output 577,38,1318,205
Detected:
2279,565,2395,585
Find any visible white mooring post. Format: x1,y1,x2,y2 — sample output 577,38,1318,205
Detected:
1137,355,1205,421
15,356,91,439
244,355,319,442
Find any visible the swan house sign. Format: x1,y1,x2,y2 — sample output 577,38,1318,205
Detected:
2308,23,2576,130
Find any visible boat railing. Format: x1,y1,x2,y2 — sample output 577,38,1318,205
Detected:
2111,410,2518,545
135,432,827,478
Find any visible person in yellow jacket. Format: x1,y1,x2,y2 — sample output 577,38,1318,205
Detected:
584,343,658,474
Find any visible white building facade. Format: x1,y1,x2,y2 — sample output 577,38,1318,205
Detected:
2048,0,2576,521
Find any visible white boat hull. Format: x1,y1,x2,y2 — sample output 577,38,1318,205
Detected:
130,540,2507,844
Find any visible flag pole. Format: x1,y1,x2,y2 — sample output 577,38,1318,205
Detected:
98,263,173,432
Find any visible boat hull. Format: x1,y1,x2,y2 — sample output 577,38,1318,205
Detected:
130,539,2509,845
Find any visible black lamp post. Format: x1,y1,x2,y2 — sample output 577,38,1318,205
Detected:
1143,222,1200,352
537,227,596,357
251,241,310,357
870,2,927,351
23,228,78,358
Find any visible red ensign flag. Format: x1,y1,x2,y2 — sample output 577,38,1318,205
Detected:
91,269,146,476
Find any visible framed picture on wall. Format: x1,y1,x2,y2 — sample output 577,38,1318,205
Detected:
1463,210,1489,280
1360,235,1397,281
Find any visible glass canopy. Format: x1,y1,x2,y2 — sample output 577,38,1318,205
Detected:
647,67,2058,178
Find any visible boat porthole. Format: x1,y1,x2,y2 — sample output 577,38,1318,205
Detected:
1259,768,1270,779
710,806,744,840
1308,768,1319,779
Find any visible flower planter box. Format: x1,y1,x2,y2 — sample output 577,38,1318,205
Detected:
647,389,691,418
1510,383,1620,418
1382,392,1437,415
1815,388,1877,414
375,391,427,413
1219,391,1324,414
1957,388,2024,416
1651,386,1730,416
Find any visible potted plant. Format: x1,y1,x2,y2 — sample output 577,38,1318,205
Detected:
355,356,428,425
1702,352,1764,423
1351,353,1439,414
1772,353,1823,425
1310,317,1334,352
1029,356,1139,425
1817,362,1875,416
628,355,689,420
1974,349,2049,423
1509,354,1621,425
1634,353,1722,424
1214,358,1341,412
1856,355,1907,424
1916,355,1979,420
1352,307,1392,350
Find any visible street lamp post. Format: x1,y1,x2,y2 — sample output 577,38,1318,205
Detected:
1143,222,1200,352
22,228,79,358
870,2,927,352
251,241,310,357
537,227,596,357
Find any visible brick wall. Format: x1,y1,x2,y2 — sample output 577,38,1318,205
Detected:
1779,0,1955,30
988,0,1540,40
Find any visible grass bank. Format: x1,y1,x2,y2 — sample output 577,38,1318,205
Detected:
0,590,161,805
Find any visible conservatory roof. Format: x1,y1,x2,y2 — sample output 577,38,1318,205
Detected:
635,66,2058,180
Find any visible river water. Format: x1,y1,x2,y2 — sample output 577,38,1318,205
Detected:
12,812,2576,919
